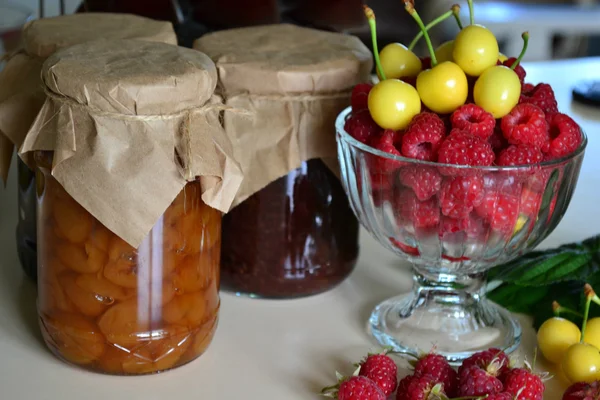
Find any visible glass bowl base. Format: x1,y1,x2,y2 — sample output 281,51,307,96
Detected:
368,292,522,365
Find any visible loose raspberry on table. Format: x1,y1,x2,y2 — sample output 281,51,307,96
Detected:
501,104,549,150
545,112,582,159
458,365,504,397
499,57,526,83
401,112,446,161
563,381,600,400
459,348,511,377
368,129,403,173
439,175,485,219
413,353,458,396
475,190,520,233
358,352,398,397
351,83,373,112
397,374,446,400
396,189,440,228
519,83,558,116
438,130,495,169
399,166,442,201
451,104,496,140
496,144,544,166
336,375,386,400
345,111,382,144
502,368,544,400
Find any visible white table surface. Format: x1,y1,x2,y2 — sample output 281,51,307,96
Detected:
1,57,599,400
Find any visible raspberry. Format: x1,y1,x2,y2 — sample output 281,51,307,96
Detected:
399,166,442,201
413,354,458,396
401,76,417,88
440,215,471,235
520,187,542,216
345,110,381,144
451,104,496,140
401,113,446,161
397,374,446,400
500,57,526,83
438,130,495,170
397,189,440,228
503,368,544,400
519,83,558,115
489,125,509,154
459,348,511,377
421,57,432,70
486,393,514,400
351,83,373,112
497,144,544,166
439,175,485,219
358,352,398,396
336,376,386,400
546,112,582,159
522,83,535,93
563,381,600,400
368,129,403,173
475,190,520,233
501,104,549,150
458,365,504,397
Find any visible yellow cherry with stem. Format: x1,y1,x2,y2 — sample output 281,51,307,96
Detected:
408,5,459,51
562,284,600,384
582,289,600,350
406,2,468,114
364,5,421,130
537,301,582,364
433,6,464,64
379,43,422,80
473,31,528,118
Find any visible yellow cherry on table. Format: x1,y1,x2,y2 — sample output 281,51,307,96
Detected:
537,317,581,364
379,43,422,80
368,79,421,131
583,317,600,350
474,65,521,118
453,24,500,76
417,61,468,115
435,40,455,63
562,342,600,383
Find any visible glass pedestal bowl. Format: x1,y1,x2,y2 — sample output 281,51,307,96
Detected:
335,107,587,363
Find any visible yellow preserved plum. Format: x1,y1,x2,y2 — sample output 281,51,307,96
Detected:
75,274,130,302
163,292,207,326
97,300,152,347
60,273,112,317
52,194,92,244
172,253,214,294
55,241,106,274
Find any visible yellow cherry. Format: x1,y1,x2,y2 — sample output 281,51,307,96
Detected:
435,40,454,63
452,24,499,76
498,53,508,62
379,43,422,80
537,317,581,364
562,343,600,383
584,317,600,350
417,61,468,115
473,65,521,118
367,79,421,131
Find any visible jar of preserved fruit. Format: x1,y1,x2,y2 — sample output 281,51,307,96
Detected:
0,13,177,281
194,24,372,298
21,40,242,374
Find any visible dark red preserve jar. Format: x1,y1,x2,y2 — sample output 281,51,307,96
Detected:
194,24,373,298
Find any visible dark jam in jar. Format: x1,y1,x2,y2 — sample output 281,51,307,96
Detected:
221,159,359,298
16,157,37,281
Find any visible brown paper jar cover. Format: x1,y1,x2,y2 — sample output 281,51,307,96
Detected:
193,23,373,207
20,39,243,248
0,13,177,182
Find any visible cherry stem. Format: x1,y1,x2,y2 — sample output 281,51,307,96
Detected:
467,0,474,25
405,2,438,66
408,8,456,51
553,300,584,318
511,31,529,70
363,6,387,81
581,284,595,343
452,4,464,29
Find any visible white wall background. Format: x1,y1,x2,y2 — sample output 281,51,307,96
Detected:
11,0,79,18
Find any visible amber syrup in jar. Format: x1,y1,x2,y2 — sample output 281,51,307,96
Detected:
221,159,359,298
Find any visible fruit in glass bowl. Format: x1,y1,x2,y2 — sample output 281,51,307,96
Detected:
336,1,588,364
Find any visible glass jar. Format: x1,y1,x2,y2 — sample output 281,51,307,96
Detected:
16,158,37,281
36,152,220,375
220,159,360,298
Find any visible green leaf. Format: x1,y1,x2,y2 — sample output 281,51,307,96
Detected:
516,253,592,286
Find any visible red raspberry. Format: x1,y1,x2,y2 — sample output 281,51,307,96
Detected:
401,112,446,161
520,187,542,216
368,129,403,173
390,238,420,256
475,190,520,233
503,368,544,400
399,166,442,201
501,104,549,150
522,83,535,93
563,381,600,400
439,175,485,219
438,130,495,170
421,57,432,70
500,57,526,83
458,365,504,397
336,376,386,400
497,144,544,166
358,352,398,397
519,83,558,115
546,112,582,159
451,104,496,140
486,393,514,400
440,215,471,235
489,125,509,154
345,111,381,144
401,76,417,88
413,354,458,396
397,374,447,400
397,190,440,228
351,83,373,112
459,348,511,377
